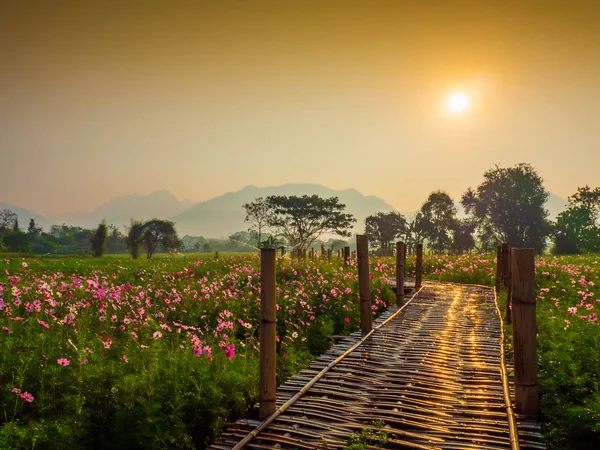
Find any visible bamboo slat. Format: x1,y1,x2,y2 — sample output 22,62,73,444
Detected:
210,282,546,450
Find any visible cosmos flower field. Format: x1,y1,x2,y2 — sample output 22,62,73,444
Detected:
1,252,599,449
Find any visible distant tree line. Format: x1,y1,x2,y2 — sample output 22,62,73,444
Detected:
240,163,599,255
2,163,598,257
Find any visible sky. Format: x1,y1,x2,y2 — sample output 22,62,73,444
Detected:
1,0,599,214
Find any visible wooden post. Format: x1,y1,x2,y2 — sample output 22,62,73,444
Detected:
259,248,277,419
396,241,405,306
344,246,350,266
327,248,332,262
415,243,423,289
280,247,285,257
495,244,502,293
510,248,538,419
356,235,372,332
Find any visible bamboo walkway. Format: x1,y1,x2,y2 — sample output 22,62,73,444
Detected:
211,282,546,450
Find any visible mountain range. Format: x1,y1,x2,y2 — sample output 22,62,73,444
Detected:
1,184,568,238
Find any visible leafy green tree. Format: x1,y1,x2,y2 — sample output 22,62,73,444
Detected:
553,195,600,254
126,220,145,259
452,219,477,253
398,213,427,253
242,197,272,246
419,191,457,253
0,209,18,251
106,225,126,254
264,195,355,253
364,212,407,250
12,218,19,232
4,231,30,253
569,185,600,221
90,221,108,257
27,218,42,240
462,163,550,253
142,219,181,259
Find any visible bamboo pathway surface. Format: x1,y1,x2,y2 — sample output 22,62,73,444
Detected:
210,282,546,450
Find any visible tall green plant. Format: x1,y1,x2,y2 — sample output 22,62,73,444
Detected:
90,221,108,257
126,220,145,259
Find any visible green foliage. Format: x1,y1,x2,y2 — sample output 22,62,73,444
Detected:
126,220,145,259
365,212,406,251
142,219,181,259
3,231,31,253
553,186,600,254
419,190,457,253
0,254,394,449
242,197,271,246
462,163,551,252
0,209,18,252
91,221,109,257
264,194,356,252
345,420,389,449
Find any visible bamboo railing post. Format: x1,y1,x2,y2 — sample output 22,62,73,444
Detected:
327,249,332,262
356,235,372,332
259,248,277,420
495,244,502,293
344,246,350,266
396,241,406,306
510,248,538,419
415,243,423,289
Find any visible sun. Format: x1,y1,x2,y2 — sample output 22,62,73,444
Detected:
447,92,469,113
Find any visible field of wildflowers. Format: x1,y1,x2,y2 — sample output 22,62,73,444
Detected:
1,251,598,449
0,254,393,449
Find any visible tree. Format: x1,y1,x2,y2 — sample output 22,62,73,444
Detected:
142,219,180,259
91,221,108,257
13,218,19,232
569,186,600,222
398,213,427,253
126,220,145,259
452,219,477,253
264,195,355,252
107,225,125,254
364,212,407,250
242,198,272,246
0,209,18,252
4,231,31,253
461,163,550,253
552,187,600,254
27,219,42,240
419,191,457,253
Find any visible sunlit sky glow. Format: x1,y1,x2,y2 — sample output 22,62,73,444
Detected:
1,1,599,214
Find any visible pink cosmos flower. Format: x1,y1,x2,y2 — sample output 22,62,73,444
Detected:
22,262,28,268
57,358,70,366
224,343,235,359
122,354,129,363
20,392,34,402
12,388,20,394
153,331,162,340
344,317,350,323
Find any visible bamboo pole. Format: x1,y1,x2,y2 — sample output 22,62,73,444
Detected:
495,244,502,293
510,248,538,419
396,241,406,306
356,235,372,332
415,243,423,290
344,246,350,266
259,248,277,419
